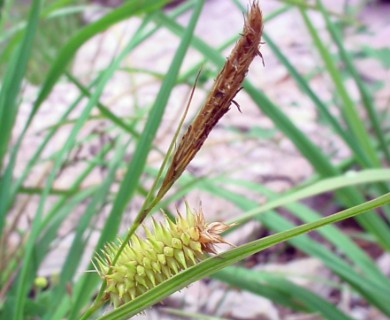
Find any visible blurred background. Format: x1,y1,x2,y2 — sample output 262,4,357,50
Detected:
1,0,390,319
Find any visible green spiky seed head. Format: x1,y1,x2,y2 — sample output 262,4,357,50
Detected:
94,204,234,307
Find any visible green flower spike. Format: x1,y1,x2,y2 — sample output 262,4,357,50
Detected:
94,204,234,307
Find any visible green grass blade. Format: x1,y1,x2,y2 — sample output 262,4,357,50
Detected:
0,0,168,249
230,2,363,167
244,83,390,248
0,0,42,235
154,11,335,177
214,267,353,320
97,192,390,320
232,0,357,23
74,2,205,318
218,177,389,285
154,170,389,289
262,32,369,166
0,0,41,164
65,72,139,136
316,0,390,163
206,184,390,314
43,138,127,320
299,8,379,167
151,10,390,249
9,77,98,206
232,168,390,224
27,145,113,278
20,0,170,137
35,188,97,262
10,15,145,317
258,210,390,314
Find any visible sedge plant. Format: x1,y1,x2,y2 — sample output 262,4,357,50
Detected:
1,1,390,319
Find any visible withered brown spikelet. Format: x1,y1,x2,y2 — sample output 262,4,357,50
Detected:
157,2,263,198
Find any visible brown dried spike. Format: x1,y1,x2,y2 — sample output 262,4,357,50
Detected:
157,2,263,198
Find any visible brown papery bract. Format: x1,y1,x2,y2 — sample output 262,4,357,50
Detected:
157,2,263,198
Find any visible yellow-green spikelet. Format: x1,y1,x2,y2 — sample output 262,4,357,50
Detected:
94,204,233,307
